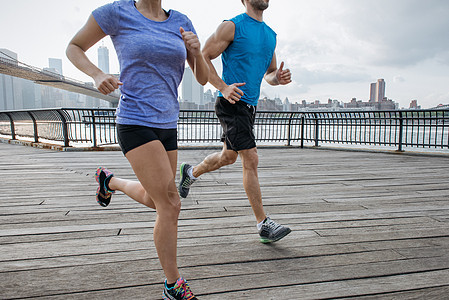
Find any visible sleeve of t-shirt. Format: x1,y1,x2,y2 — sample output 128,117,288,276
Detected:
185,17,197,35
92,2,120,36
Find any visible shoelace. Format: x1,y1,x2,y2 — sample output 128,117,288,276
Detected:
181,176,195,188
173,281,194,299
264,219,281,231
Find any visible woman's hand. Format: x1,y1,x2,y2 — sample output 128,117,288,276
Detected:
182,27,209,85
94,73,123,95
180,27,201,57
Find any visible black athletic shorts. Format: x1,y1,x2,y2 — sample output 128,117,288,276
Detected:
215,96,257,152
116,124,178,155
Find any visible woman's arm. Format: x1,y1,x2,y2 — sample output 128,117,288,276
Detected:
66,14,122,95
180,27,209,86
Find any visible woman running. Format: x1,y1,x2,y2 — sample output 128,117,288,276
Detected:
66,1,208,299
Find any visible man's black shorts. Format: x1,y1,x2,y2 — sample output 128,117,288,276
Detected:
117,124,178,155
215,96,257,152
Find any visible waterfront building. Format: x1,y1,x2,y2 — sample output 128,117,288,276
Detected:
369,79,386,102
369,82,376,102
181,67,204,105
204,89,214,103
0,49,22,110
98,45,110,74
376,79,386,102
258,97,282,111
410,100,421,109
282,97,290,111
48,58,63,75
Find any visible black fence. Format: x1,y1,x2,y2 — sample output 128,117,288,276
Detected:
0,108,448,152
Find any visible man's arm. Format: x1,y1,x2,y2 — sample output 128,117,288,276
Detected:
264,53,292,86
202,21,245,104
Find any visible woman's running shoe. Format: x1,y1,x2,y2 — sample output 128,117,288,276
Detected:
95,167,115,207
162,277,197,300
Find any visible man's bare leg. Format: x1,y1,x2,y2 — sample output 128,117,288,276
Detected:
179,144,291,243
192,143,238,177
238,147,292,243
178,143,238,198
239,147,266,223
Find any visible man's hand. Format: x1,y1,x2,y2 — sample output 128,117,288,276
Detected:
276,62,292,85
221,82,246,104
180,27,201,57
94,73,123,95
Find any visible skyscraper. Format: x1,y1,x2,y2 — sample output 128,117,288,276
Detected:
48,58,63,75
98,45,110,74
376,79,386,102
369,79,386,102
182,67,193,102
0,49,20,110
369,82,377,102
181,67,204,105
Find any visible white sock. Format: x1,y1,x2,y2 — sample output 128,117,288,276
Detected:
187,167,197,179
257,219,265,231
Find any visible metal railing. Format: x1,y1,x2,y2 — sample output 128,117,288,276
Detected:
300,110,449,151
1,108,448,151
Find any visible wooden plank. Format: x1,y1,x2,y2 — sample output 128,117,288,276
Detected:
1,142,449,299
339,285,449,299
201,269,449,299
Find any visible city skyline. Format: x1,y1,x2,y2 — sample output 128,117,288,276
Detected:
0,46,425,111
1,0,449,109
0,47,432,111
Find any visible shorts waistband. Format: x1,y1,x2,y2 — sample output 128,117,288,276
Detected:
218,96,256,108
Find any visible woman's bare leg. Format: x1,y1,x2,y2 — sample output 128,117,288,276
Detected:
107,147,178,210
121,141,180,283
108,177,156,209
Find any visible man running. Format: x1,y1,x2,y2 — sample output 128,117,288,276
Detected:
179,0,292,243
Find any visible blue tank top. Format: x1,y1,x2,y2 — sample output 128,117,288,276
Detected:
219,13,277,106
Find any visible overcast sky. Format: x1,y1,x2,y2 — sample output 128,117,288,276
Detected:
1,0,448,108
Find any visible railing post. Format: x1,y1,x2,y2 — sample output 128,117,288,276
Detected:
5,112,16,140
314,112,319,147
398,111,404,152
287,112,293,146
300,114,305,149
91,109,97,148
27,112,39,143
55,109,70,147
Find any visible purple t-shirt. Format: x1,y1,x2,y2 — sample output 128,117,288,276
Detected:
92,0,196,128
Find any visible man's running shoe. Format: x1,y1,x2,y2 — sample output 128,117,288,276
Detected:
178,163,196,198
162,277,197,300
95,167,115,207
258,217,291,243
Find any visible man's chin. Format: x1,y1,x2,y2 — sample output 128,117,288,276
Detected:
250,0,269,11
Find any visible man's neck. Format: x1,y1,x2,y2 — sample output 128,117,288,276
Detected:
246,6,264,22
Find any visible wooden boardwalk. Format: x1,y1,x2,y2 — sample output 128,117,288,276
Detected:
1,142,449,299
